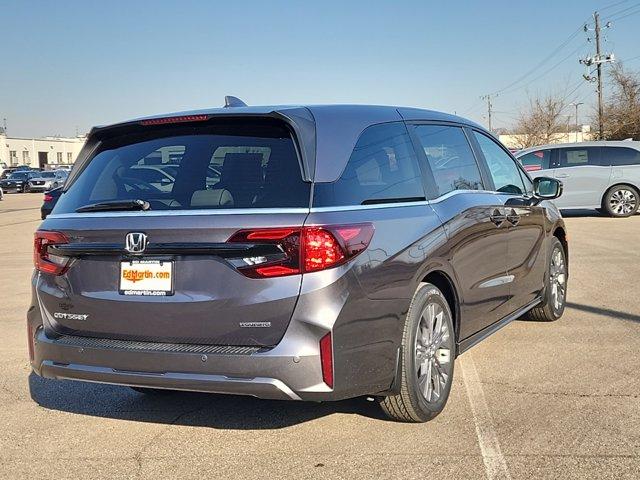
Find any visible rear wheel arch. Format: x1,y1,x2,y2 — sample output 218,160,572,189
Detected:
553,226,568,275
420,271,459,343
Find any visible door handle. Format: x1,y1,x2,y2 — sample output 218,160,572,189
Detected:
556,173,569,178
506,208,520,226
490,209,507,227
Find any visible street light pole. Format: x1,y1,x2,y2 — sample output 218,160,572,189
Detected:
569,102,583,142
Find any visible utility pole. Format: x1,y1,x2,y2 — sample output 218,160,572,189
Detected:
581,12,614,139
480,94,495,132
569,102,583,142
594,12,604,139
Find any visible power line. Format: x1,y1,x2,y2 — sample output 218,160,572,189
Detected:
488,24,587,96
499,43,587,96
607,6,640,21
598,0,630,11
603,1,640,19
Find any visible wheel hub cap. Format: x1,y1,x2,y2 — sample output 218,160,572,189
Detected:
610,189,637,215
415,301,453,403
550,247,566,312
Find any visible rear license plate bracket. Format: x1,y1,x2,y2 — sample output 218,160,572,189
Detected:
119,259,174,296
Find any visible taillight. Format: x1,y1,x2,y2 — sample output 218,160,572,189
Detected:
43,193,53,202
33,230,69,275
139,114,209,126
319,332,334,388
27,324,35,362
227,224,374,278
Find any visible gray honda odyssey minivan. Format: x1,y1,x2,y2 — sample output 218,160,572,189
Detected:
29,101,568,422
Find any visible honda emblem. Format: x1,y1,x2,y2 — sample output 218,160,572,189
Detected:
125,232,148,254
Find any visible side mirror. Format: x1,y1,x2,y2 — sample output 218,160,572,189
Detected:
533,177,563,200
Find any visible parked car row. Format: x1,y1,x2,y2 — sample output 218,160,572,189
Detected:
0,169,68,194
516,141,640,217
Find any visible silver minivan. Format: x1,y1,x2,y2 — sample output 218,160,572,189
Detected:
517,141,640,217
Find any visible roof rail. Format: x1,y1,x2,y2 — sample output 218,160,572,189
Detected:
224,96,248,108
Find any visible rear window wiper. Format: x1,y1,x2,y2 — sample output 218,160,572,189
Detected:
75,199,151,213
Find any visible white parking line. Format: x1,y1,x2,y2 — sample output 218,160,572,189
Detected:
460,354,511,480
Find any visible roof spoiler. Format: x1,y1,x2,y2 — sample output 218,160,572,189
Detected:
224,96,248,108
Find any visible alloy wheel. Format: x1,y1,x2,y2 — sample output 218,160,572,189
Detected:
414,301,453,403
549,247,566,312
609,188,637,216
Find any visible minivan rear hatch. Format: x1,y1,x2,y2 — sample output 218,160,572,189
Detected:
37,115,311,347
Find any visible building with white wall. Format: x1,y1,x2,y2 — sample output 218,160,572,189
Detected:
0,131,86,169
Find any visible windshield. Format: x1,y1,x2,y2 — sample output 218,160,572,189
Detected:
8,172,29,180
39,172,57,178
54,120,311,213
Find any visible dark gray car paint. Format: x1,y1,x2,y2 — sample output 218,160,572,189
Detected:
30,104,567,402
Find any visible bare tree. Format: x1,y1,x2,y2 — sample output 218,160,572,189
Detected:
602,64,640,140
512,94,568,149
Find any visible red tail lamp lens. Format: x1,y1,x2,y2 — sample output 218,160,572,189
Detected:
319,332,334,388
227,224,374,278
27,324,35,363
34,230,69,275
43,193,54,202
139,114,209,126
303,228,344,272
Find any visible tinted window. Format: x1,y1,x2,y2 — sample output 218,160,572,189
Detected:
413,125,483,197
54,121,310,213
558,147,601,167
602,147,640,166
313,122,425,207
473,132,526,194
39,172,57,178
518,150,551,172
9,172,29,180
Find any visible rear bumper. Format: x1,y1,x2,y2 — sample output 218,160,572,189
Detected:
31,327,327,401
38,360,300,400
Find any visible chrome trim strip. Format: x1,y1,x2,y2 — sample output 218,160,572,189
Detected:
48,190,502,218
309,190,499,213
310,200,430,213
478,275,515,289
48,207,310,219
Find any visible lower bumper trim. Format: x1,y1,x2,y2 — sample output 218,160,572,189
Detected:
40,360,301,400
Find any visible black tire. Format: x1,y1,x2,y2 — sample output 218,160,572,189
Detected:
524,237,567,322
130,386,174,395
602,185,639,218
379,283,455,422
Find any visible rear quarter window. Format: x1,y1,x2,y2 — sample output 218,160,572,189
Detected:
54,119,311,213
602,147,640,166
313,122,425,207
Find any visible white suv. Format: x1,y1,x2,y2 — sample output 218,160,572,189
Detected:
517,141,640,217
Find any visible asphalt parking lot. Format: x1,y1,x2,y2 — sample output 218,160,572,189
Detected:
0,193,638,480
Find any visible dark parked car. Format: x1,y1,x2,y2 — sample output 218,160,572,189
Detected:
41,187,62,219
28,102,567,422
0,171,40,193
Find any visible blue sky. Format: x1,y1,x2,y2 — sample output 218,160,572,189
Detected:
1,0,639,137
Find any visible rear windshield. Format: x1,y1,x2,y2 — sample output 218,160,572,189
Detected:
54,120,310,213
